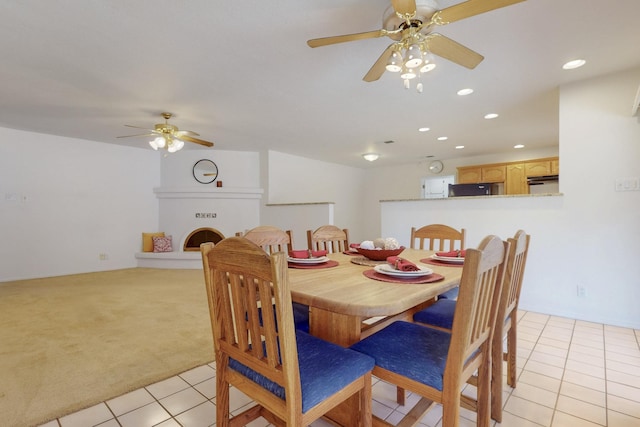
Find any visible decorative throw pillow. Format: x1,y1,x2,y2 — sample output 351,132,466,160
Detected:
142,232,165,252
152,235,173,253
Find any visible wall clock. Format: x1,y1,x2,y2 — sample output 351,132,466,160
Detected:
429,160,444,174
193,159,218,184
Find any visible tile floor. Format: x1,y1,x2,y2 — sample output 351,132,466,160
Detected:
37,311,640,427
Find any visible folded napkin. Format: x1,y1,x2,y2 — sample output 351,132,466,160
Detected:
387,256,420,271
436,250,466,258
289,249,328,259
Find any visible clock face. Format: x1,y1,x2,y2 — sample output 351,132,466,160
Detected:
193,159,218,184
429,160,444,174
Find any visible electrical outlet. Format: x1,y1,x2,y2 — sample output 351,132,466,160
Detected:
577,285,587,297
615,177,640,191
99,253,108,261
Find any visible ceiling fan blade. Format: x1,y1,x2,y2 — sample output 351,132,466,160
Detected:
175,130,200,137
307,29,387,48
123,124,155,131
426,33,484,69
391,0,417,16
116,132,157,139
363,44,396,82
181,135,214,147
434,0,525,25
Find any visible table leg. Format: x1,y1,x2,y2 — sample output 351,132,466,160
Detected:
309,308,362,347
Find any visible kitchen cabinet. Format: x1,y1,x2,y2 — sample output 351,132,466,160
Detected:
482,165,506,183
505,163,528,195
457,167,482,184
456,156,558,195
525,160,552,177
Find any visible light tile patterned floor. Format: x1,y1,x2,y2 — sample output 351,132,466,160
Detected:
37,311,640,427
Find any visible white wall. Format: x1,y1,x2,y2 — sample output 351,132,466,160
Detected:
160,149,260,189
0,128,159,281
263,151,368,243
378,67,640,329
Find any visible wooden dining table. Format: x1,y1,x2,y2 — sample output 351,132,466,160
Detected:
287,248,464,347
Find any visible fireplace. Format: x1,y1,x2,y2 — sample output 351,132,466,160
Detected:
135,186,263,269
183,228,225,251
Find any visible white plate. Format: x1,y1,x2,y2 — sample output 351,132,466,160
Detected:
374,264,433,277
287,256,329,264
430,254,465,264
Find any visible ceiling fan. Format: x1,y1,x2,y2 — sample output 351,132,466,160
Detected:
117,112,214,153
307,0,525,83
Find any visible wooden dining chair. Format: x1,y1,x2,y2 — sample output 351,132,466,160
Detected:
306,225,350,253
241,225,294,255
241,225,309,332
411,224,466,301
410,224,466,251
201,238,374,427
412,230,530,422
351,235,509,427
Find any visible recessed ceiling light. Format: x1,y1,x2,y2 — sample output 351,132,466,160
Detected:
362,153,379,161
418,127,430,132
437,136,448,141
563,59,586,70
455,145,465,149
484,113,499,119
514,144,525,149
457,88,474,96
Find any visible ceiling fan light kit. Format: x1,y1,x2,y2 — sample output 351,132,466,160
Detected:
117,112,214,153
307,0,526,93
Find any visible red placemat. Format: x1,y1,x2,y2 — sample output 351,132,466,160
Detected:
342,250,360,256
288,260,339,269
363,269,444,284
421,258,464,268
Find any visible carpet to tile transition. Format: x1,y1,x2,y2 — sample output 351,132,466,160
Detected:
0,268,215,427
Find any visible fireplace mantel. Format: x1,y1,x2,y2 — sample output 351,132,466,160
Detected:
154,187,263,199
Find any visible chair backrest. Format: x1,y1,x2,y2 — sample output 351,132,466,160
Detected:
446,235,508,376
241,225,294,255
498,230,530,324
410,224,466,251
201,238,302,415
306,225,350,253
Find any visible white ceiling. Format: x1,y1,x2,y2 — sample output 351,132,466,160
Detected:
1,0,639,168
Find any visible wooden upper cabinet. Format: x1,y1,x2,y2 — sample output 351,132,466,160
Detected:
457,167,482,184
457,157,558,194
525,160,552,177
482,165,506,183
505,163,528,195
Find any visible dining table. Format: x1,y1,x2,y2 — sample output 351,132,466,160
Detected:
287,248,464,347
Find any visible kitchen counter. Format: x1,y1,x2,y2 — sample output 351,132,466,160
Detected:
380,193,563,203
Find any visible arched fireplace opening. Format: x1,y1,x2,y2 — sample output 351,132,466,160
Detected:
183,228,225,251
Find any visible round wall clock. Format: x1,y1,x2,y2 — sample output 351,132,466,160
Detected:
193,159,218,184
429,160,444,174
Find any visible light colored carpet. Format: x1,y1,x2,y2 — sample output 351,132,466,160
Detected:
0,268,215,427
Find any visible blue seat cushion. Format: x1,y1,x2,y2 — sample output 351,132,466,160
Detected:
258,303,309,333
438,286,459,300
350,321,451,391
292,302,310,333
413,299,456,330
229,330,374,413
